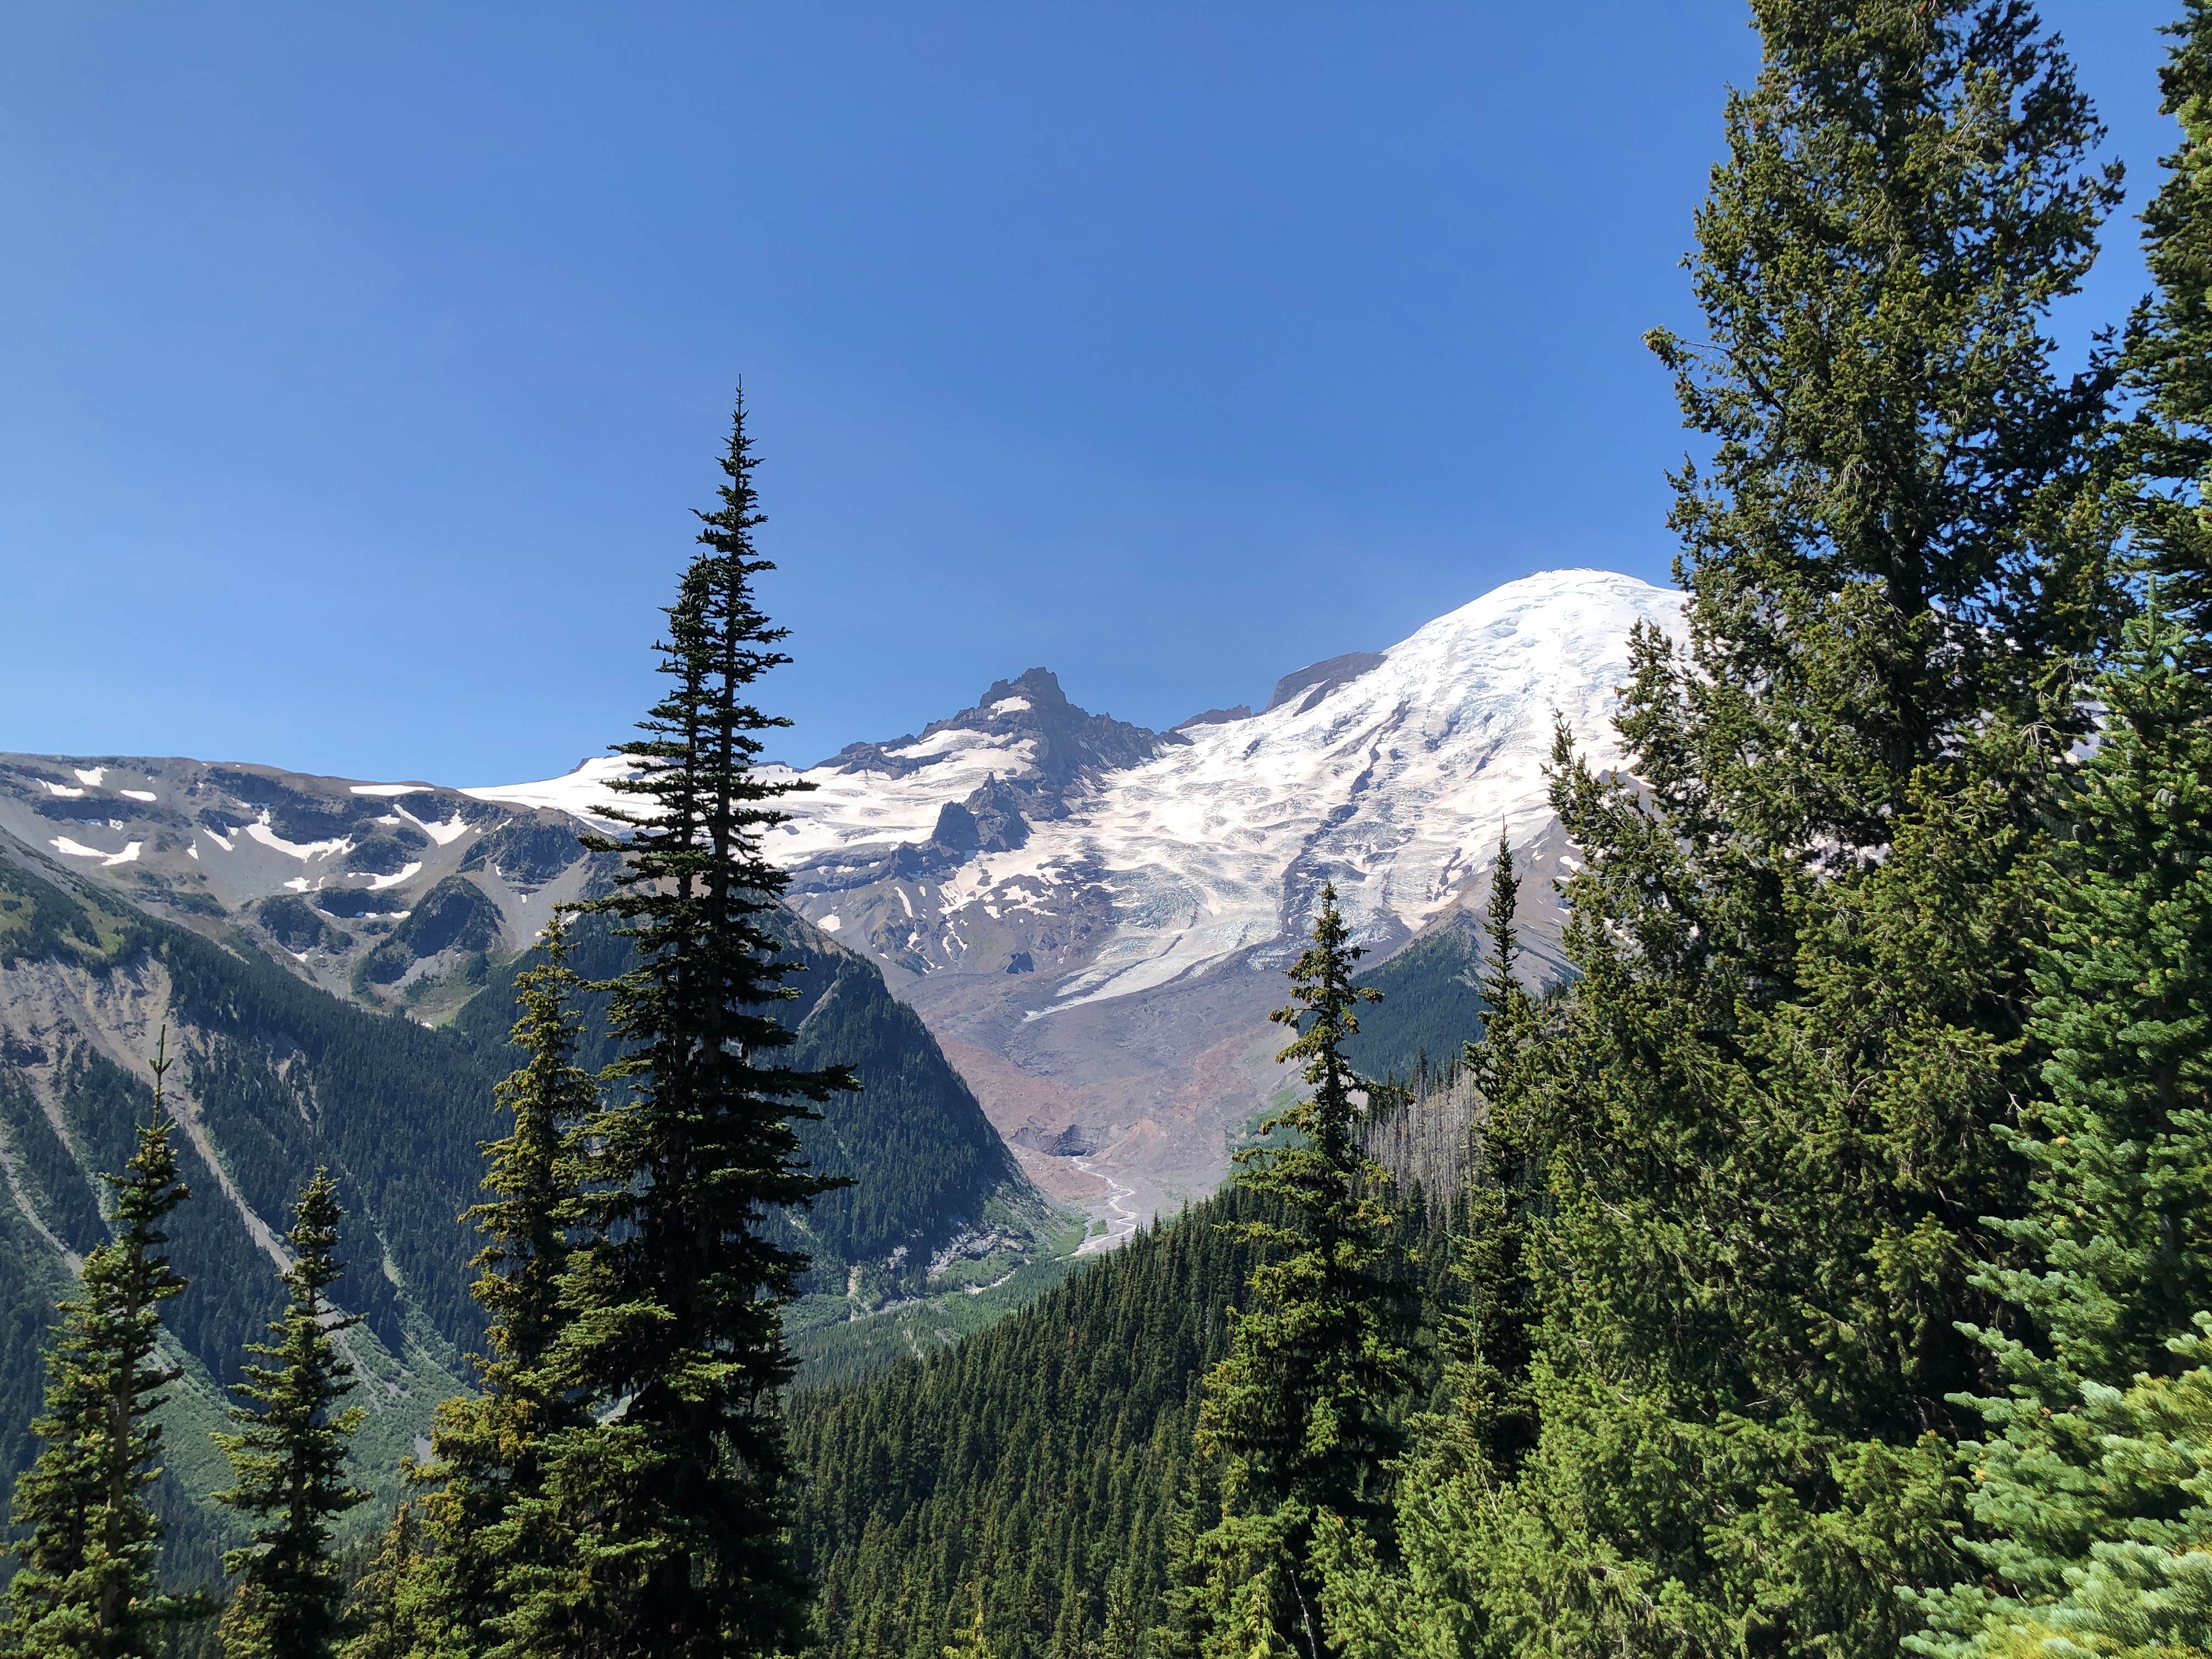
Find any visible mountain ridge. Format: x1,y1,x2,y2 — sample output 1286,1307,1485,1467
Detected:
469,566,1685,1227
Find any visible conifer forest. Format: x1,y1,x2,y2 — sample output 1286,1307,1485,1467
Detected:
14,3,2212,1657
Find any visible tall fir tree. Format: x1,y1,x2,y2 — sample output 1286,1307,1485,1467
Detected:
1903,593,2212,1654
1903,13,2212,1646
1166,886,1413,1659
336,1501,432,1659
1319,841,1542,1659
2,1038,198,1659
2125,0,2212,662
513,390,857,1659
1337,5,2130,1655
400,911,595,1659
214,1170,368,1659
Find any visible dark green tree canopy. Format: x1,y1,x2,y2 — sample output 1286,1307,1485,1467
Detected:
3,1039,197,1659
516,390,858,1659
214,1169,368,1659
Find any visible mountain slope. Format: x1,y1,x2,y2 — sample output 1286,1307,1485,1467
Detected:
0,815,1057,1573
452,907,1054,1307
477,568,1682,1227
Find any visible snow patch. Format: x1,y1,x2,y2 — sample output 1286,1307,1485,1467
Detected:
245,816,349,861
41,782,84,799
819,914,843,932
202,829,234,852
367,864,422,891
50,838,141,867
461,755,638,826
989,696,1032,714
119,789,156,803
349,783,426,797
72,768,105,786
397,808,471,846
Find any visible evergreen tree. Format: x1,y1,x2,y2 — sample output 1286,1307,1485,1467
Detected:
1318,843,1539,1659
214,1170,367,1659
1909,12,2212,1650
513,390,858,1659
1168,887,1413,1659
407,912,595,1659
1904,590,2212,1655
945,1598,1002,1659
337,1502,432,1659
2126,1,2212,661
1900,14,2212,1620
3,1039,198,1659
1351,4,2129,1655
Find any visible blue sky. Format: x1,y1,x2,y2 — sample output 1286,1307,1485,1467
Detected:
0,1,2179,783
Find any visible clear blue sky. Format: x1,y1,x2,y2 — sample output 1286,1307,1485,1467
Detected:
0,1,2179,783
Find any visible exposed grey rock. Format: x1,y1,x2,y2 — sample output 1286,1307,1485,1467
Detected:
1263,650,1386,714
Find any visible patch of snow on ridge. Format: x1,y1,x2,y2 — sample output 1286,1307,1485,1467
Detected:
468,735,1040,862
350,783,426,797
41,782,84,799
367,864,421,890
462,754,637,827
73,768,105,787
50,838,141,867
245,816,349,861
119,789,156,803
396,806,471,846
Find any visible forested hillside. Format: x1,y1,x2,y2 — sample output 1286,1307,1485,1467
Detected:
790,1170,1463,1659
0,833,501,1581
0,818,1055,1585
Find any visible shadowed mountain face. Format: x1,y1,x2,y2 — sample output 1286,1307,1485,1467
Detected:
471,568,1687,1231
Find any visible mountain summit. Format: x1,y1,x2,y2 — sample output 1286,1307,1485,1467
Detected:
473,567,1685,1220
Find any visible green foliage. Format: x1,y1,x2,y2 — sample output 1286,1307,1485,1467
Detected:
4,1043,202,1657
1903,604,2212,1654
1338,930,1484,1090
334,1503,432,1659
1903,12,2212,1651
789,1186,1272,1659
1167,889,1414,1659
511,392,857,1659
213,1171,367,1659
454,900,1030,1303
1313,7,2130,1656
408,913,597,1658
2125,1,2212,659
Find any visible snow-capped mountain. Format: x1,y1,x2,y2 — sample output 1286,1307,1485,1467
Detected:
480,568,1679,1000
0,568,1679,1232
473,567,1685,1218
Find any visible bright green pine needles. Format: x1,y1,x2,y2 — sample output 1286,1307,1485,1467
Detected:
2,1037,198,1659
1167,886,1413,1659
214,1169,367,1659
509,390,859,1659
1904,10,2212,1650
